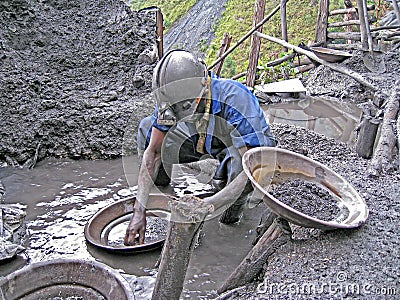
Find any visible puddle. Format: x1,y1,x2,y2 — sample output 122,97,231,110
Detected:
0,157,264,299
263,96,362,146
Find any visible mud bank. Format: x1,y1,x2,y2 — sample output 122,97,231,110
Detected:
0,0,157,166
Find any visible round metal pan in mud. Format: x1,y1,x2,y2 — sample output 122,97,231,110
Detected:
0,259,134,300
242,147,369,230
85,194,170,253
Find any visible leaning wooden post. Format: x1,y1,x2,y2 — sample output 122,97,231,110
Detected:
218,214,291,293
212,33,232,77
314,0,329,46
368,82,400,176
152,195,214,300
246,0,267,88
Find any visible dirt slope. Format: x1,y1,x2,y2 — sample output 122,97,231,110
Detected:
0,0,157,166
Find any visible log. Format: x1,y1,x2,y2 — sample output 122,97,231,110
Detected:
208,2,284,70
254,31,378,91
328,19,360,27
218,216,291,294
151,196,214,300
370,25,400,32
327,31,362,41
329,5,375,16
355,101,380,159
368,82,400,176
314,0,329,45
246,0,267,88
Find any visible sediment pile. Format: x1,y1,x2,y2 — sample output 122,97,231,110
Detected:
0,0,157,166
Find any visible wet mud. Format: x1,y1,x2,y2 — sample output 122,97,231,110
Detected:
0,0,157,166
268,178,342,222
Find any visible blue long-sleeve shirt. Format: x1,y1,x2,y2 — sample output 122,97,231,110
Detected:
152,73,277,153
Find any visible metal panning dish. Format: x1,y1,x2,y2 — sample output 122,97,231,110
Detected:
242,147,369,229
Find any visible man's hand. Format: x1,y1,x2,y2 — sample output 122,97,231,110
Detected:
124,209,146,246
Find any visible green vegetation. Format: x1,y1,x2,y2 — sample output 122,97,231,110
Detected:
205,0,323,78
129,0,196,31
129,0,385,79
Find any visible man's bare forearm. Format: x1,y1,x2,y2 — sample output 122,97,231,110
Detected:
134,149,162,211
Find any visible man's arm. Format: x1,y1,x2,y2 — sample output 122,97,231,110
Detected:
124,127,165,245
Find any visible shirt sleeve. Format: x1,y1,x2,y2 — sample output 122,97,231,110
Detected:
151,107,171,132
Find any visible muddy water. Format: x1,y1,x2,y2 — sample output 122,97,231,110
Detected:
263,96,362,146
0,156,264,299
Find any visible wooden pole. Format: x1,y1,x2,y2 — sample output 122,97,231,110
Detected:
208,2,284,70
329,4,375,16
254,31,378,91
156,8,164,58
314,0,329,46
213,33,232,77
356,0,369,50
280,0,288,52
368,82,400,176
152,196,213,300
355,101,380,159
218,216,291,293
246,0,267,88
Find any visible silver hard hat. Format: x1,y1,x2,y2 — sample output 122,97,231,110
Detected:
152,50,208,125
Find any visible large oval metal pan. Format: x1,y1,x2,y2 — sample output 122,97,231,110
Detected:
242,147,369,230
85,194,170,253
0,259,134,300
